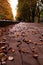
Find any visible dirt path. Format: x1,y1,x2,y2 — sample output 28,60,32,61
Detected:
0,22,43,65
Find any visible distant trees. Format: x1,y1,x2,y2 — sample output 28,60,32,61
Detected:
16,0,41,22
0,0,14,20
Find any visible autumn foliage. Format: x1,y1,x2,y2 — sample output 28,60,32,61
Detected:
0,0,14,20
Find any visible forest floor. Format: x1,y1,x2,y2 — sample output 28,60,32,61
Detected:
0,22,43,65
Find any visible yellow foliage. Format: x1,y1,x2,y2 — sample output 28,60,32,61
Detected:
0,0,14,20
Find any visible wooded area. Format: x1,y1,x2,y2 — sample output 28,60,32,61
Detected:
0,1,43,65
0,0,43,22
16,0,43,22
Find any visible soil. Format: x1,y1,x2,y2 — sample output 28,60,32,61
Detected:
0,22,43,65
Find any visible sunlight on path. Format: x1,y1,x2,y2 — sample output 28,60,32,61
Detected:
8,0,18,20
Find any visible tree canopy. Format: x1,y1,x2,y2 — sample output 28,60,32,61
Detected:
0,0,14,20
16,0,40,22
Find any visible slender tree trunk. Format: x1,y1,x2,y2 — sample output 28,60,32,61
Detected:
32,7,35,22
38,7,40,23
